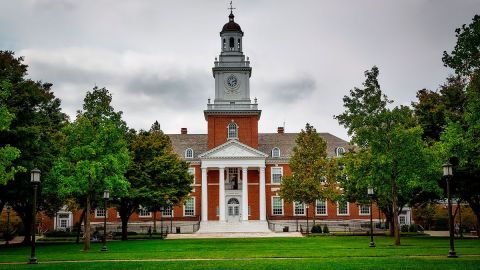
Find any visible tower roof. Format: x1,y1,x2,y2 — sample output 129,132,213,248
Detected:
221,12,243,34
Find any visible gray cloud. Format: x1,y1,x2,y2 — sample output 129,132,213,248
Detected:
264,75,316,103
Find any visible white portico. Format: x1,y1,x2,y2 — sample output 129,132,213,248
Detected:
198,139,267,225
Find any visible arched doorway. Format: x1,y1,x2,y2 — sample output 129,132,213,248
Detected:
227,197,240,222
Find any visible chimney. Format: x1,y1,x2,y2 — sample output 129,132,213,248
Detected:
277,127,284,134
181,128,188,134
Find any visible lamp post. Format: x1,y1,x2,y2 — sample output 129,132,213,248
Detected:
305,203,310,236
101,189,109,252
6,205,11,246
443,162,457,258
368,186,375,248
29,168,41,264
160,205,164,237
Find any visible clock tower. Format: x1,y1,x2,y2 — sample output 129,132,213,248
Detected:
205,9,261,149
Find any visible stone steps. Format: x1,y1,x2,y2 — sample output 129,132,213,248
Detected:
167,232,303,239
196,221,270,233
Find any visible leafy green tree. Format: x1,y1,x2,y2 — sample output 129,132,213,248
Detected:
0,51,67,244
442,15,480,77
50,87,130,251
280,123,341,219
0,80,22,186
335,66,441,245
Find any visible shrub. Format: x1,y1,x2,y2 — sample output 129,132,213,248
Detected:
45,230,77,237
311,225,322,233
409,224,418,233
323,224,329,234
401,225,409,232
113,231,138,236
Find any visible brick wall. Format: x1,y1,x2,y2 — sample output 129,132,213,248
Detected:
207,115,259,149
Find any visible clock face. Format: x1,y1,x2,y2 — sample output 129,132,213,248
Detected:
225,74,240,92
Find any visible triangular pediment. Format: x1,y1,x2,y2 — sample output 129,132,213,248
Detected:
199,140,268,159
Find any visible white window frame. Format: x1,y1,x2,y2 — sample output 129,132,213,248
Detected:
162,205,173,217
271,196,284,216
359,204,371,216
399,215,406,225
337,201,349,216
188,167,196,184
95,208,107,218
183,197,195,217
271,147,281,158
336,147,346,157
271,167,283,184
138,206,152,218
185,148,194,159
315,199,328,216
293,201,306,216
228,122,238,139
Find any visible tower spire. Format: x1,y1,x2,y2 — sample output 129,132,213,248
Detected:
228,1,236,21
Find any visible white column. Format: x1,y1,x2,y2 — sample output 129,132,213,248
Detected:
219,167,226,222
259,166,266,221
201,167,208,222
242,167,248,221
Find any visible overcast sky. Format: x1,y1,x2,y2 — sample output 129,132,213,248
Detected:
1,0,478,140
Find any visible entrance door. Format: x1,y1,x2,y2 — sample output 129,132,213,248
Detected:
227,198,240,222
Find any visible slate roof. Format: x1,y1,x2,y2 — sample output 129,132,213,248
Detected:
167,133,351,160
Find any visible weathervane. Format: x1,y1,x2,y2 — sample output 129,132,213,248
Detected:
228,1,236,14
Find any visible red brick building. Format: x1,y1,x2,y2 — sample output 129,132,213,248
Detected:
50,10,382,234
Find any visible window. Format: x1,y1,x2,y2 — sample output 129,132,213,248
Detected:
294,202,306,216
188,167,195,184
337,201,349,215
138,206,152,217
95,208,107,218
399,216,406,225
185,148,194,159
237,38,241,50
272,196,284,215
228,122,238,139
359,204,370,215
229,37,234,49
336,147,346,157
184,197,195,216
316,199,327,216
271,167,283,184
223,38,226,49
162,206,172,217
60,219,68,228
271,147,280,158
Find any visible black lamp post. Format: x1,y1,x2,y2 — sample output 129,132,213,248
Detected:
6,205,11,246
305,203,310,236
368,186,375,248
160,205,164,237
443,162,457,258
101,189,109,252
29,168,41,264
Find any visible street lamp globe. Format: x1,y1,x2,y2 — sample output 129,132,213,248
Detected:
30,168,41,183
443,162,453,177
103,189,110,200
367,186,374,196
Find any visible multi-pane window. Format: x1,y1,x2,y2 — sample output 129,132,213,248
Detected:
336,147,346,157
272,196,284,215
337,201,349,215
272,147,280,158
184,197,195,216
294,202,306,216
185,148,194,158
162,206,172,217
271,167,283,184
95,208,106,218
188,167,195,184
399,216,406,225
228,122,238,139
359,204,370,215
316,199,327,215
60,219,68,228
138,207,152,217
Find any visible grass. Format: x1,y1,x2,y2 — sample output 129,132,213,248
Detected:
1,236,479,269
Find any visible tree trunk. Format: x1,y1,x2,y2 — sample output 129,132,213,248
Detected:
121,216,129,241
392,182,401,246
76,208,85,244
84,195,91,251
153,211,157,233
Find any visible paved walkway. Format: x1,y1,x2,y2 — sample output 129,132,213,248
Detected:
166,232,302,239
425,230,478,238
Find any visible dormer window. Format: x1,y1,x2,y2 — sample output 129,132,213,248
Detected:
228,122,238,139
272,147,280,158
336,147,346,157
185,148,194,159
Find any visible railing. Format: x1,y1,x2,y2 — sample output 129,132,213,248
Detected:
206,103,258,110
267,217,383,234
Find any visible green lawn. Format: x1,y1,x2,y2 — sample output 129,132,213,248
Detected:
1,236,479,269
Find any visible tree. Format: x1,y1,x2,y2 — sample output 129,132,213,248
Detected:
335,66,441,245
50,87,130,251
280,123,341,224
442,15,480,77
0,51,67,244
0,80,22,186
